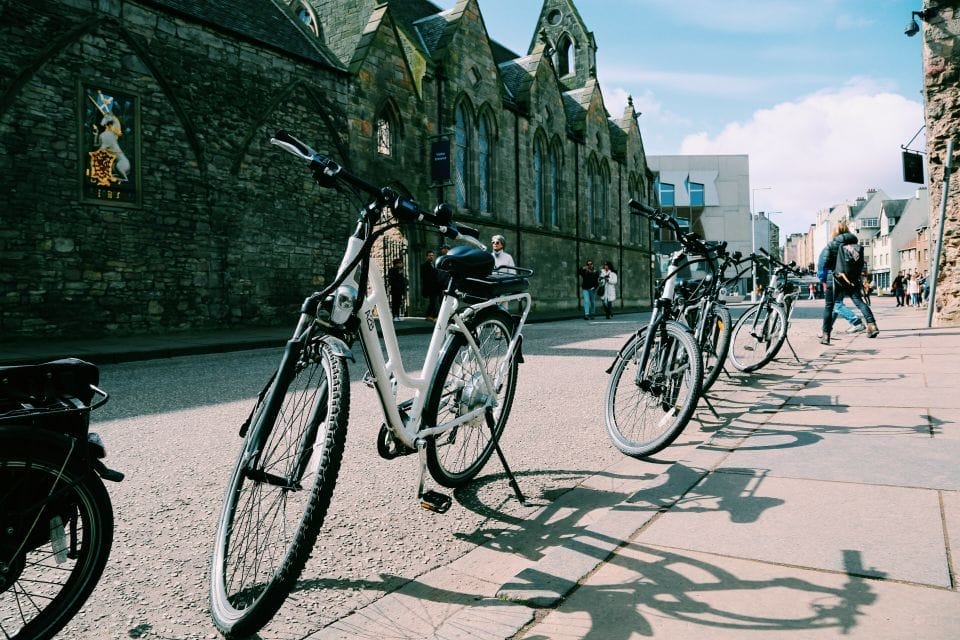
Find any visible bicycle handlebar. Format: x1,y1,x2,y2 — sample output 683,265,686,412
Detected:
757,246,803,276
271,130,482,246
628,199,726,259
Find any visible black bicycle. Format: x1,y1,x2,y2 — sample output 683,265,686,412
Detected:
728,250,803,372
604,200,705,457
0,358,123,640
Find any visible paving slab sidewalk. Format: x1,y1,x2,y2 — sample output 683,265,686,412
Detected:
307,299,960,639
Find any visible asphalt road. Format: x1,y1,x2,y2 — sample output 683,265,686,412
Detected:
60,314,654,639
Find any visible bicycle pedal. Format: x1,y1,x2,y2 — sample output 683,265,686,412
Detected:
420,490,452,513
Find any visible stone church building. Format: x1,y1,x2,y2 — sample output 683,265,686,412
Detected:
0,0,656,338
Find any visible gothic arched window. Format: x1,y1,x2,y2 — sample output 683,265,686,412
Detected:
549,142,561,227
454,102,472,209
478,113,494,213
555,34,574,77
533,135,545,224
290,1,319,36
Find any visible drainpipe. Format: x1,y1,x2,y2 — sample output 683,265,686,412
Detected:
574,140,581,301
435,65,445,206
515,111,521,264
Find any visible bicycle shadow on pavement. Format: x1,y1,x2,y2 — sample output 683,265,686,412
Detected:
515,547,884,640
450,468,658,561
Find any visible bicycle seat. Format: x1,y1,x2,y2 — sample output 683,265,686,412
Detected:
435,245,494,279
0,358,99,405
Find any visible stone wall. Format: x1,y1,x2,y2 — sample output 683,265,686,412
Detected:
0,0,351,338
923,1,960,326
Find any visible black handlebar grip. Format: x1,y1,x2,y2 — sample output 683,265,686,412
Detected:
759,246,770,256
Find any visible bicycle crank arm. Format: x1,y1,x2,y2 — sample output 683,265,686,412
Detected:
243,468,302,491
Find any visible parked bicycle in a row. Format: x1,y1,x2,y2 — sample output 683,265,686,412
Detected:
604,199,805,458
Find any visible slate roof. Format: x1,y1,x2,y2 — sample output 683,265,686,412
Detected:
498,55,537,106
562,86,592,132
141,0,344,70
882,198,908,221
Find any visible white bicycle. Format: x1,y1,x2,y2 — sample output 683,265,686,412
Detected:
209,130,533,638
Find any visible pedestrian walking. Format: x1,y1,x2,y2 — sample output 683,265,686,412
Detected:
420,250,440,321
387,258,407,321
598,261,618,319
891,273,904,307
817,220,878,344
817,301,865,338
808,283,816,300
578,259,599,320
907,272,920,307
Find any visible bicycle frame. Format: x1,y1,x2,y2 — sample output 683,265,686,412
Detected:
354,262,532,450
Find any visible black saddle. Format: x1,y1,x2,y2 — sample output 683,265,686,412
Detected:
435,245,494,278
436,246,530,301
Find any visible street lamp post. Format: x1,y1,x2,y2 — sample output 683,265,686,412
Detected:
751,187,771,302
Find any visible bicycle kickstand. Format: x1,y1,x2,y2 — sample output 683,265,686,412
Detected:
783,334,801,363
485,408,526,505
701,394,721,419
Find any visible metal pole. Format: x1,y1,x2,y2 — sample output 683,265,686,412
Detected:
751,187,771,301
927,138,953,328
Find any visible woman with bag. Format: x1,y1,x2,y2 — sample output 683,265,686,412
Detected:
599,261,618,319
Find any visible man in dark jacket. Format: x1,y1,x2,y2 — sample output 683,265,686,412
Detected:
420,250,440,321
816,220,878,344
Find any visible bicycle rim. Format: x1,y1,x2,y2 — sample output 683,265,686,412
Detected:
210,339,349,637
728,304,786,372
425,310,518,487
605,321,703,457
0,439,113,640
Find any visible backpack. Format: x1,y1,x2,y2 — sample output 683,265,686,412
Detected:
834,242,864,288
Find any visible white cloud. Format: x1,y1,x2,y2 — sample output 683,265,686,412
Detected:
678,81,924,237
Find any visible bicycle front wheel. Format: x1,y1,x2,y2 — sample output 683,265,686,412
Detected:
700,303,733,393
425,308,519,488
0,429,114,640
210,338,349,638
728,303,787,372
605,320,703,458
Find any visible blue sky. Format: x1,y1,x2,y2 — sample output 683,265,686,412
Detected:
434,0,927,241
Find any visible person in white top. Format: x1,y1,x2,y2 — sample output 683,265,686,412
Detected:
490,235,515,270
599,261,618,319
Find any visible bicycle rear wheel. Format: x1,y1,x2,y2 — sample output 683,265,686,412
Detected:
605,320,703,458
424,308,519,488
728,303,787,372
0,429,114,640
210,338,349,638
700,303,732,393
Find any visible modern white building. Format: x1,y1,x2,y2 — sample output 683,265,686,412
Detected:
647,155,756,295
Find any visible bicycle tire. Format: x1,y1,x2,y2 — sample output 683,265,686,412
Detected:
762,302,792,363
424,308,519,488
700,303,733,393
605,320,703,458
0,428,114,640
210,338,349,638
728,303,787,372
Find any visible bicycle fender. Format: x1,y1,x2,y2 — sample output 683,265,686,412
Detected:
319,335,355,361
606,330,644,374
